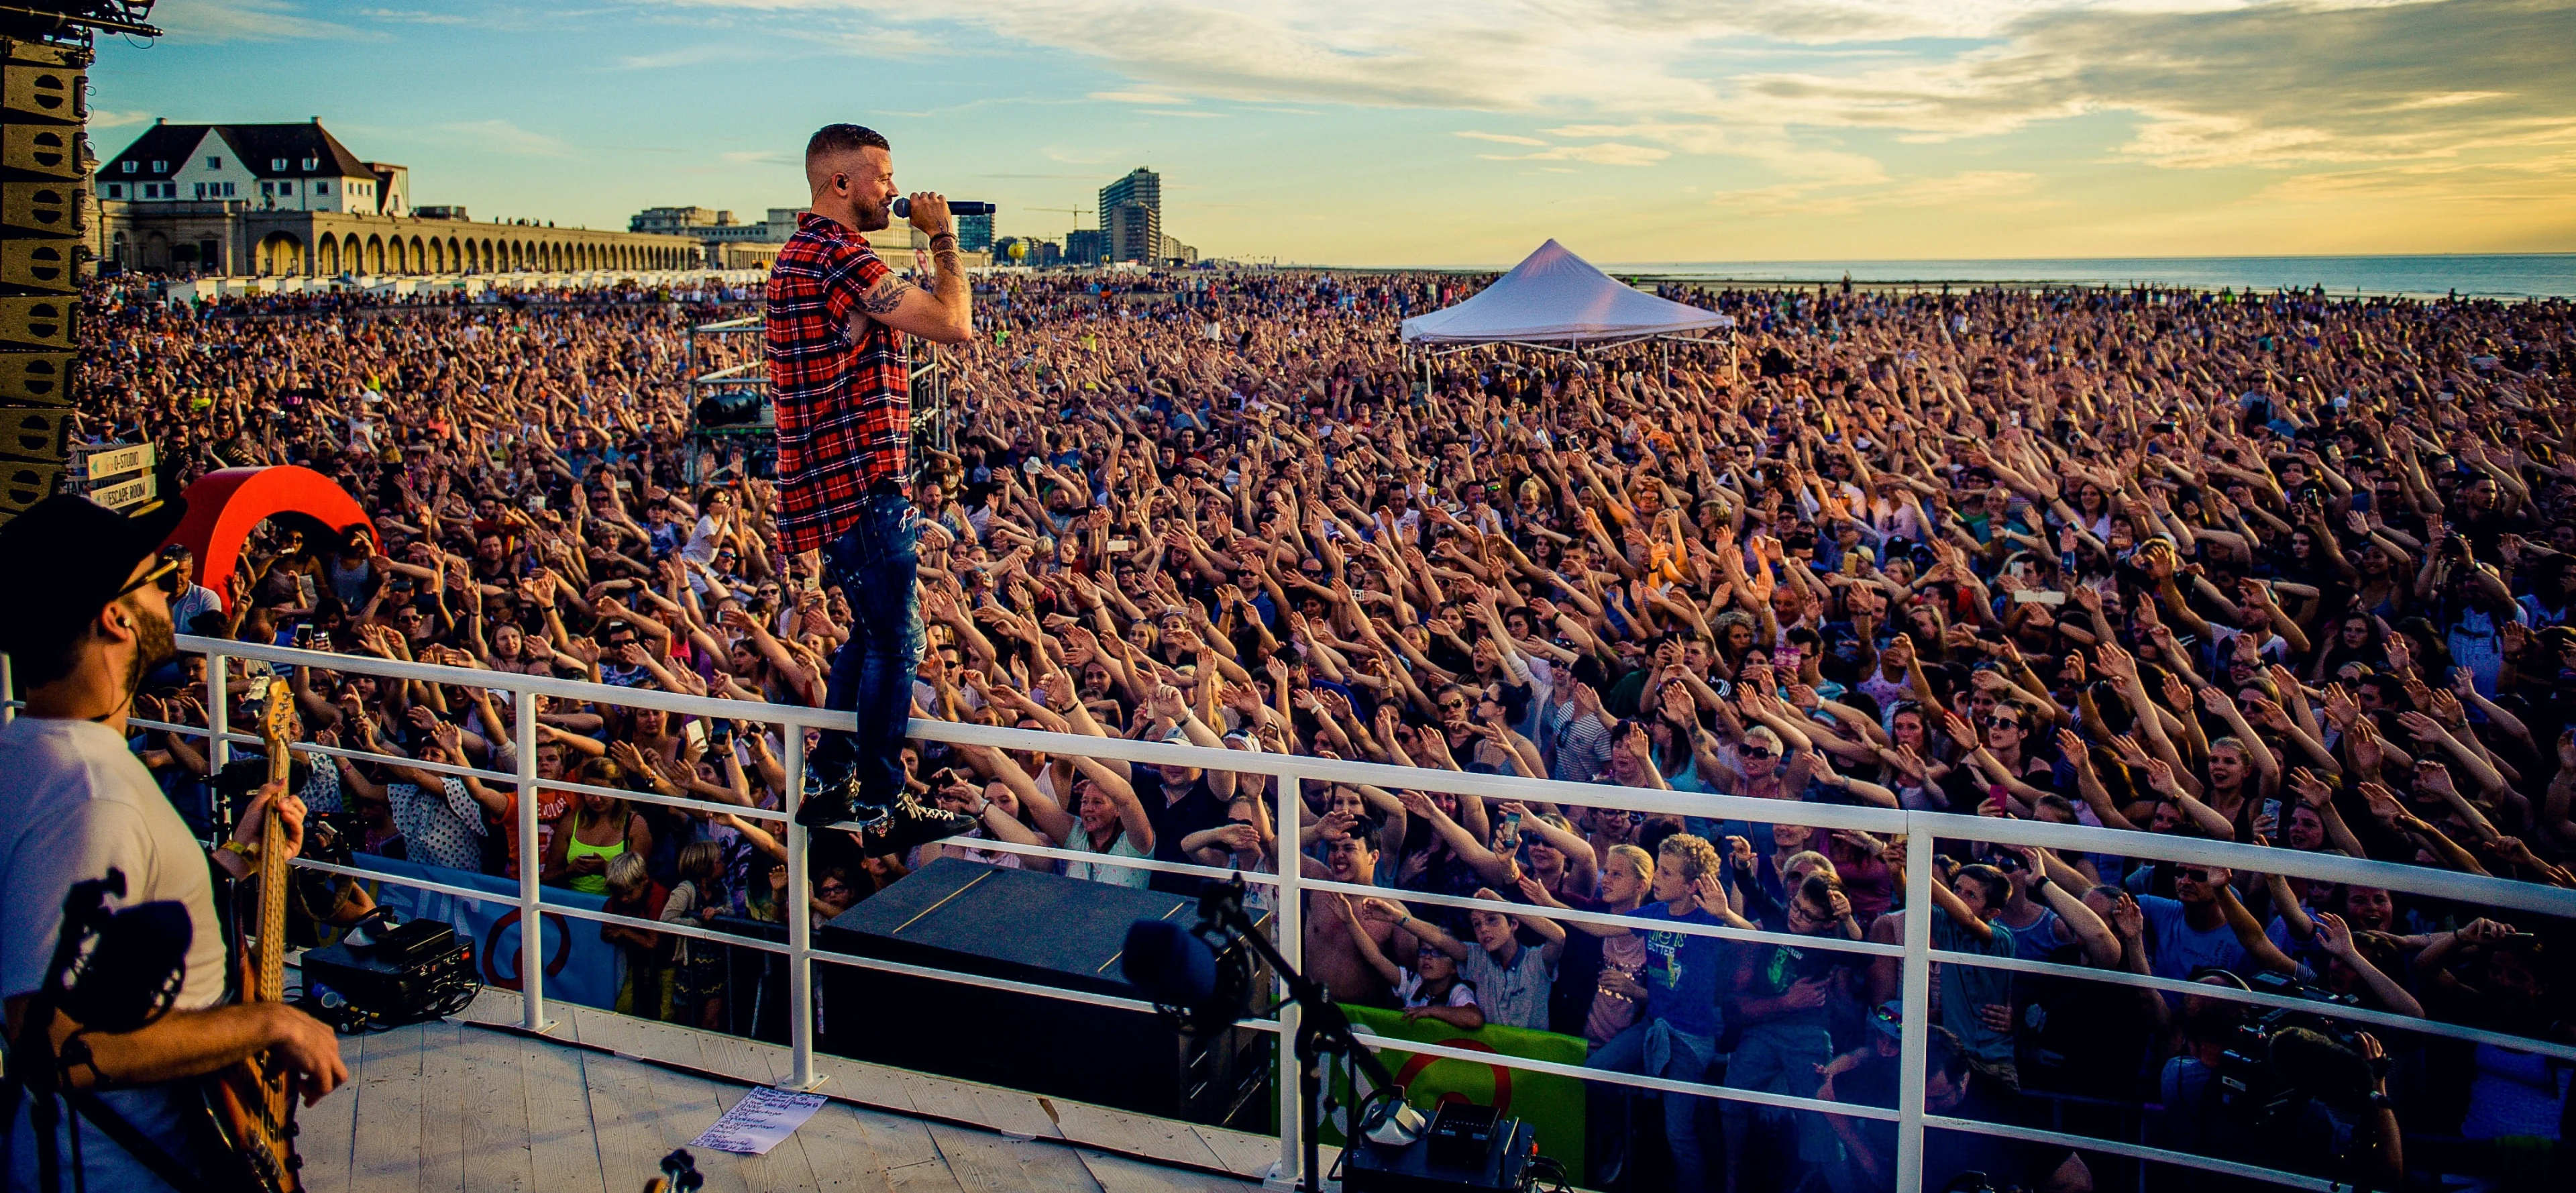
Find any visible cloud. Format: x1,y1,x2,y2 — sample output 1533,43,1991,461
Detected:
429,119,573,158
158,0,368,41
641,0,2576,199
1456,131,1547,146
1479,142,1671,166
357,7,470,23
90,110,156,129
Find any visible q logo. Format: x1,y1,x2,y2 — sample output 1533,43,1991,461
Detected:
1393,1036,1514,1115
482,909,574,991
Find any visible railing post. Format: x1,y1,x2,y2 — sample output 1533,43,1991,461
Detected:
206,652,229,774
1268,772,1303,1192
1896,824,1935,1193
784,723,823,1090
515,687,553,1033
1,651,13,725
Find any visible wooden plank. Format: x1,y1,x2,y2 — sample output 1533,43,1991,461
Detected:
459,1019,537,1193
1000,1133,1107,1193
698,1029,782,1086
629,1055,759,1193
900,1072,990,1129
297,1030,362,1192
579,1045,684,1193
346,1019,425,1191
814,1055,924,1116
845,1104,951,1172
784,1102,900,1193
1187,1125,1282,1180
1045,1100,1227,1172
1076,1149,1264,1193
519,1030,610,1193
413,1018,470,1192
922,1121,1031,1193
967,1086,1065,1141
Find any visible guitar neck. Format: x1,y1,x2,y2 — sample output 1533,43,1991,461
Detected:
254,745,292,1004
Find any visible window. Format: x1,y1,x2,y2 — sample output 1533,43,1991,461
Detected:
260,182,272,196
105,183,121,198
301,156,317,170
315,183,328,194
207,156,221,168
120,160,136,174
223,182,235,197
271,158,286,171
150,160,165,172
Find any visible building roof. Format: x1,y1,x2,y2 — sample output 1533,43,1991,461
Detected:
99,120,374,180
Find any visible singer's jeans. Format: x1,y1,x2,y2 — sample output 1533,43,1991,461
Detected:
812,490,922,805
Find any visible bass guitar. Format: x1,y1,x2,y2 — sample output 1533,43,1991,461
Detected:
205,676,303,1191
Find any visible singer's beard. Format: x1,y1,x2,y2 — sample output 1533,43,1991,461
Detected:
121,597,176,700
857,197,893,232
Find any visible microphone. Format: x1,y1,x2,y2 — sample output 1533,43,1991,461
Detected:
892,197,996,217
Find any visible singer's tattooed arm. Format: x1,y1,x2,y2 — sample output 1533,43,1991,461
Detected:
861,274,916,316
849,236,972,343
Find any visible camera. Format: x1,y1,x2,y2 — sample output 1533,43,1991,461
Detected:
2211,971,2382,1122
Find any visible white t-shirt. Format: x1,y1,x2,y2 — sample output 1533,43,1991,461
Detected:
1,716,229,1190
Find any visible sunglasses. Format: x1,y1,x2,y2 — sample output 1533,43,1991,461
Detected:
113,556,182,604
1741,746,1776,760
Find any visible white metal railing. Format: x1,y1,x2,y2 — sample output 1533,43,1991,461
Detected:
71,635,2576,1191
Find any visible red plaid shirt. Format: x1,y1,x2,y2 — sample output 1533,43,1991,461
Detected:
767,212,910,554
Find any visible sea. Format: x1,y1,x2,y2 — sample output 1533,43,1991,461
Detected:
1599,254,2575,300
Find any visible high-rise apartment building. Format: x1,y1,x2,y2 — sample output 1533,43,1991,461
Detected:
1099,168,1161,264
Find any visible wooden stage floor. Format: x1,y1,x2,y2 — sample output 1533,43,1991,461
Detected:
293,989,1281,1193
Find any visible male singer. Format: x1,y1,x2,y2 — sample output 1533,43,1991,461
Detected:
768,123,979,849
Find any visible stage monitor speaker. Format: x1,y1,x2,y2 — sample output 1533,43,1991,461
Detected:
0,295,71,349
820,858,1275,1127
0,123,74,178
0,350,69,405
0,236,74,293
0,180,75,236
0,64,80,123
0,458,61,513
0,405,65,462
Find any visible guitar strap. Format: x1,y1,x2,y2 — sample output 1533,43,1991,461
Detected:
0,1066,239,1193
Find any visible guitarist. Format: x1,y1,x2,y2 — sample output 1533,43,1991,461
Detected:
0,495,347,1191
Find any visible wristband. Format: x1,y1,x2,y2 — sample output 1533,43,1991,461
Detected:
2029,873,2051,892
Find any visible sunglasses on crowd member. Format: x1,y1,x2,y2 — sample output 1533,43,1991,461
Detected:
1740,743,1777,760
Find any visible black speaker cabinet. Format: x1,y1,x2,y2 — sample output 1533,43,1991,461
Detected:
0,295,71,348
0,123,74,178
0,236,75,293
820,858,1275,1127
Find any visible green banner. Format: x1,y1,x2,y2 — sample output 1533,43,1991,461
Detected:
1316,1004,1589,1174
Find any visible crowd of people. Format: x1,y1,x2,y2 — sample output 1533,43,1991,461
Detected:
74,268,2576,1193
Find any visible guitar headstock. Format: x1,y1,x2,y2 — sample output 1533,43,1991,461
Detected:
258,677,294,750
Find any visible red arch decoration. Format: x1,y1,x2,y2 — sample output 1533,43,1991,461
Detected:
160,466,378,613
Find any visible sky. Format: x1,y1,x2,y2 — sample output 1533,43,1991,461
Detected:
91,0,2576,266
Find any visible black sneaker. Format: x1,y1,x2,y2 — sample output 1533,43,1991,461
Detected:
857,791,979,855
795,768,871,829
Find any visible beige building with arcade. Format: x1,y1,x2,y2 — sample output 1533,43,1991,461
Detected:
93,119,704,277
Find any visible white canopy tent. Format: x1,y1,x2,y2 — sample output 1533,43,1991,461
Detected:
1399,239,1733,348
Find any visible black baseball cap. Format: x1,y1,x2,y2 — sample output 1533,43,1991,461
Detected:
0,493,189,655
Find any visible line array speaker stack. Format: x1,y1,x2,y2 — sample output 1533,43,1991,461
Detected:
0,31,83,523
0,5,164,524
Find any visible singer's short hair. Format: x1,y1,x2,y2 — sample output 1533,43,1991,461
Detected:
807,123,890,162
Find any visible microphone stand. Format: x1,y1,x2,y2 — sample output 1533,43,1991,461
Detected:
3,872,125,1193
1194,880,1408,1193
